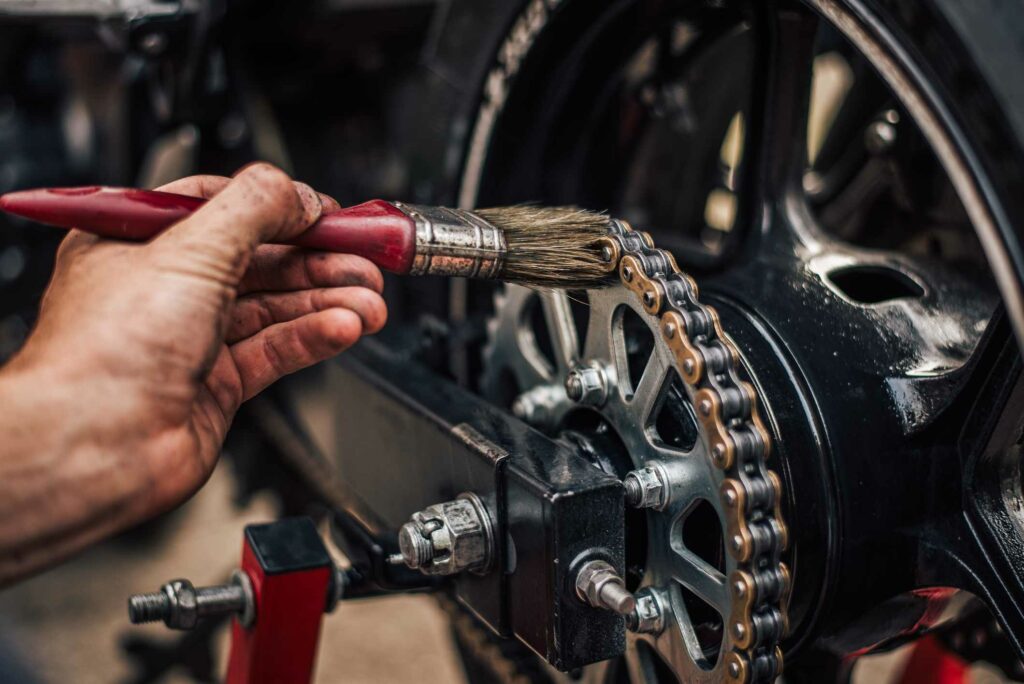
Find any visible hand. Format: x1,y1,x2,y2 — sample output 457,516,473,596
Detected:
0,164,386,582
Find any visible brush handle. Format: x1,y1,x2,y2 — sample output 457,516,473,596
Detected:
0,186,417,274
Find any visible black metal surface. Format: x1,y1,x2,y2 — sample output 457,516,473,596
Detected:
329,339,625,669
245,517,331,575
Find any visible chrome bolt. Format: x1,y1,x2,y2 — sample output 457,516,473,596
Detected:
564,363,609,407
575,560,636,616
623,464,669,510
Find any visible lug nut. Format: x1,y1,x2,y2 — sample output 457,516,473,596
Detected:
575,559,635,616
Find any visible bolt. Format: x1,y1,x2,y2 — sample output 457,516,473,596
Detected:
623,465,669,510
575,560,636,616
128,572,253,630
865,119,897,155
564,363,609,407
398,519,439,568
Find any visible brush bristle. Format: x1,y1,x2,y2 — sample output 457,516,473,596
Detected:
475,205,614,289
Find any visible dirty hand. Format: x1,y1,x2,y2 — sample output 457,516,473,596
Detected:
0,163,386,583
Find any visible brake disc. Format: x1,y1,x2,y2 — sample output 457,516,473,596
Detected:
481,221,788,683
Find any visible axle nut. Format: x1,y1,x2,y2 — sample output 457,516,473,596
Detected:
627,588,666,635
394,493,495,576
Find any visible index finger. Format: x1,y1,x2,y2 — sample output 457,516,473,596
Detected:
157,174,340,212
156,175,231,199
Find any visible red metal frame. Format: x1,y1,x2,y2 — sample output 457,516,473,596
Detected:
225,520,333,684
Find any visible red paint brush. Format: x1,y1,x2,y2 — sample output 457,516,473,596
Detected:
0,186,613,288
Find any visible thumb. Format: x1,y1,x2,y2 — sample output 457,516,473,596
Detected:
154,163,322,269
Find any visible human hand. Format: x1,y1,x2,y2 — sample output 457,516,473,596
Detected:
0,164,385,580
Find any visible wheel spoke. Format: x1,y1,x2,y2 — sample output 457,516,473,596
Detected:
672,549,729,615
631,351,670,420
738,1,820,249
540,290,580,374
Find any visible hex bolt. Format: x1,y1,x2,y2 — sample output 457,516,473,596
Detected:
129,571,254,630
564,363,609,407
623,464,669,510
575,560,636,616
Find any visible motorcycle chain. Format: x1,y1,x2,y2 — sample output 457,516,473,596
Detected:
597,220,790,684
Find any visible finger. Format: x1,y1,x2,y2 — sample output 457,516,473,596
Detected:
157,176,336,217
227,286,387,343
154,163,322,274
239,245,384,295
230,308,364,401
317,192,341,213
155,175,230,199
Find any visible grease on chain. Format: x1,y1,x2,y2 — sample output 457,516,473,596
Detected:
600,221,790,684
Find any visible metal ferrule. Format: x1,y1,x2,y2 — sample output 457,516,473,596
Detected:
393,202,506,279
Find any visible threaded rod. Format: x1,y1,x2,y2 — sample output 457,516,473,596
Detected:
128,592,170,624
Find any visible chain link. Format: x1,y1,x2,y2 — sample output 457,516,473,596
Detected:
600,220,790,684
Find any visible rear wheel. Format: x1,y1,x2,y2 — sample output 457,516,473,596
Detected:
437,0,1024,681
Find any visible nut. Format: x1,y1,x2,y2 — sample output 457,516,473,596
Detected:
623,464,668,510
627,588,666,634
565,363,609,406
396,493,494,576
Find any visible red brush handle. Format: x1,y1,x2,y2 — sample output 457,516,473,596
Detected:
0,186,417,274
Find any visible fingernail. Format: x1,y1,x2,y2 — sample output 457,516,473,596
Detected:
294,182,323,225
